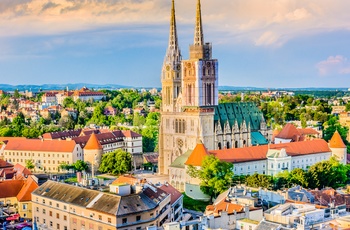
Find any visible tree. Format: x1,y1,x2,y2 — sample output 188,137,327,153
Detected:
25,159,35,170
99,149,132,175
58,115,75,130
187,155,233,200
307,158,348,189
73,160,88,172
245,173,273,189
323,116,348,144
289,168,308,187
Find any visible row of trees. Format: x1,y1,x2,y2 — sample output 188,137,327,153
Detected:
188,155,350,201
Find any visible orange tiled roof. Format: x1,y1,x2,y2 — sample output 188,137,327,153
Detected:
17,176,39,202
275,123,301,141
122,130,142,138
329,130,346,148
84,133,103,150
206,199,244,216
112,175,140,185
209,139,331,163
185,142,210,166
210,145,268,163
298,128,319,135
4,139,77,152
0,180,24,198
13,163,32,177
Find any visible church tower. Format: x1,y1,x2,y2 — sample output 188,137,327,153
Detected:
161,0,182,113
159,0,218,175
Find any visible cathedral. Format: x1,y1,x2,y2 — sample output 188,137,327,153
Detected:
158,0,271,175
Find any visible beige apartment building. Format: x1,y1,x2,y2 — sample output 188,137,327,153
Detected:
1,139,83,172
32,181,172,230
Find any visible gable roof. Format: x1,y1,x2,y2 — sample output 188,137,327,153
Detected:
275,123,301,141
329,130,346,148
0,180,24,198
84,133,103,150
208,139,331,163
17,176,39,202
160,183,183,205
210,145,267,163
185,142,210,166
0,159,13,169
206,199,244,216
4,139,77,152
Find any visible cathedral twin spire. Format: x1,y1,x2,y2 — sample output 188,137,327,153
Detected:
194,0,204,46
165,0,204,65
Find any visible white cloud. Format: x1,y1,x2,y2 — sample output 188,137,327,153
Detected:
254,31,280,46
316,55,350,76
0,0,349,47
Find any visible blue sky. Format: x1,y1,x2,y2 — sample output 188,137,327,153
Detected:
0,0,350,88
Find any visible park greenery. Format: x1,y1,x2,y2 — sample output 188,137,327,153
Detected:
99,149,132,175
235,157,350,190
189,156,350,202
59,160,89,172
187,155,234,200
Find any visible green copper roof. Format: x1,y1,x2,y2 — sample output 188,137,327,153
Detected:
251,131,269,146
214,102,264,131
169,150,192,169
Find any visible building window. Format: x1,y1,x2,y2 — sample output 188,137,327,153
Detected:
57,224,60,229
50,221,53,227
108,218,111,223
136,216,141,221
42,199,45,204
122,218,127,224
49,211,52,217
22,204,27,210
43,209,46,214
64,215,67,221
98,215,102,221
36,207,39,212
56,213,60,219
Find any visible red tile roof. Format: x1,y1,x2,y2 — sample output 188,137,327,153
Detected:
0,180,24,198
185,142,210,166
0,159,13,169
112,175,146,185
13,163,32,178
329,130,346,148
122,130,142,138
160,183,182,205
208,139,330,163
4,139,77,152
84,133,103,150
206,199,244,216
275,123,302,141
298,128,319,135
17,176,39,202
210,145,268,163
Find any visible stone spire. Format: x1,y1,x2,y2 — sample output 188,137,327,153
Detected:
164,0,181,65
194,0,204,46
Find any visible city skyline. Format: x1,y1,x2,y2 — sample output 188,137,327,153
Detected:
0,0,350,88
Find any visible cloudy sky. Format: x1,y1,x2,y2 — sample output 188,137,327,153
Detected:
0,0,349,88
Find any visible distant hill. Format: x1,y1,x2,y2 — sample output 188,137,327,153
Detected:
0,83,133,92
0,83,348,92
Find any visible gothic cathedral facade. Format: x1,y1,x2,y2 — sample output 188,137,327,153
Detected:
159,0,218,175
158,0,271,175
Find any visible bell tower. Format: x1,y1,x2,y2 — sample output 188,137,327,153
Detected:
182,0,218,107
161,0,182,113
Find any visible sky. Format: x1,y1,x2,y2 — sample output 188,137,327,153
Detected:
0,0,350,88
